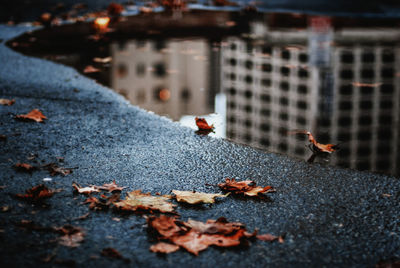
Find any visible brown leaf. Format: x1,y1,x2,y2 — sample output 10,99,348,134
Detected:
0,98,15,106
97,180,126,192
72,182,100,195
147,216,255,255
54,225,85,247
256,233,281,242
14,163,36,173
114,190,176,214
107,3,124,15
195,117,215,132
15,184,54,203
218,178,275,196
44,163,73,176
101,248,123,259
172,190,229,205
83,65,101,73
288,130,338,153
150,242,180,254
15,109,47,122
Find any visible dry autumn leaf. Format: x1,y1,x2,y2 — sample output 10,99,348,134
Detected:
97,180,126,192
15,109,47,122
114,190,176,214
195,117,215,132
172,190,229,205
54,225,85,247
14,163,36,173
148,216,255,255
0,98,15,106
84,193,120,211
44,163,73,176
150,242,180,254
257,233,284,243
72,182,100,195
288,130,338,153
15,184,54,203
218,178,275,197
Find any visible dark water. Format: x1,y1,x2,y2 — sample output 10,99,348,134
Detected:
9,11,400,177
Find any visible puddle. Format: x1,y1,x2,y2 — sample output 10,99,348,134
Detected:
9,9,400,177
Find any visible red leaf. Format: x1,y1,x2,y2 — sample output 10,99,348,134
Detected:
195,117,214,131
15,109,47,122
15,184,54,203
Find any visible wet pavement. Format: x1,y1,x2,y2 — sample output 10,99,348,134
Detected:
1,5,400,268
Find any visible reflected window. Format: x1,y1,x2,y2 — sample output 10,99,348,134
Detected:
357,146,371,156
228,116,236,123
280,82,289,91
377,160,390,170
362,52,375,63
338,116,352,126
338,132,351,141
339,101,352,110
262,79,271,87
359,115,372,125
378,129,392,139
154,40,166,51
278,143,288,152
381,68,394,78
136,63,145,76
298,69,308,78
279,113,288,121
260,138,270,146
281,50,290,60
358,131,371,141
340,69,353,79
181,88,190,100
341,52,354,63
297,101,307,110
260,109,270,116
379,115,392,125
380,100,392,109
230,43,237,51
380,84,394,94
260,123,270,132
261,94,270,103
244,105,252,113
296,116,306,125
262,63,272,72
230,73,236,81
356,162,370,170
244,120,251,127
245,75,253,84
360,86,373,95
117,63,128,78
245,60,253,70
280,66,290,76
377,145,391,155
279,97,288,106
229,58,237,66
382,51,395,63
337,147,350,157
299,53,308,63
295,146,305,155
298,85,308,94
360,101,373,110
361,69,374,79
244,90,252,99
154,62,166,77
262,46,271,54
339,85,352,95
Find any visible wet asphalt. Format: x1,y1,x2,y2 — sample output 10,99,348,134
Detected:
0,19,400,268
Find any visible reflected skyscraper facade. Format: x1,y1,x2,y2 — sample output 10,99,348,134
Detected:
222,15,400,176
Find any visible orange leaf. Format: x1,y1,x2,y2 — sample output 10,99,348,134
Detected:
147,216,255,255
195,117,214,131
218,178,275,196
15,184,54,203
288,130,338,153
14,163,36,173
0,98,15,106
15,109,47,122
172,190,229,204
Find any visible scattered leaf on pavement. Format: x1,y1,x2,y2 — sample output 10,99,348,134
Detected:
114,190,176,214
148,215,255,255
172,190,229,205
218,178,275,196
0,98,15,106
97,180,126,192
72,182,100,195
44,163,73,176
84,193,120,210
54,225,85,247
288,130,338,153
150,242,180,254
14,163,36,173
15,109,47,122
15,184,54,203
257,233,284,243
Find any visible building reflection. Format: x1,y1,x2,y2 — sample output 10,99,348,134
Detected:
222,15,400,176
111,38,216,121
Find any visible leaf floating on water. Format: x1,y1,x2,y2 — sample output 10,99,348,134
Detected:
172,190,229,205
15,109,47,123
114,190,176,214
218,178,275,197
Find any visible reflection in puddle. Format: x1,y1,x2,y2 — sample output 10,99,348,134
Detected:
10,12,400,177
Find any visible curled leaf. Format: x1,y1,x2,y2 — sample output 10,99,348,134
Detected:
195,117,215,134
114,190,176,214
172,190,229,205
15,109,47,122
218,178,275,196
72,182,100,195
